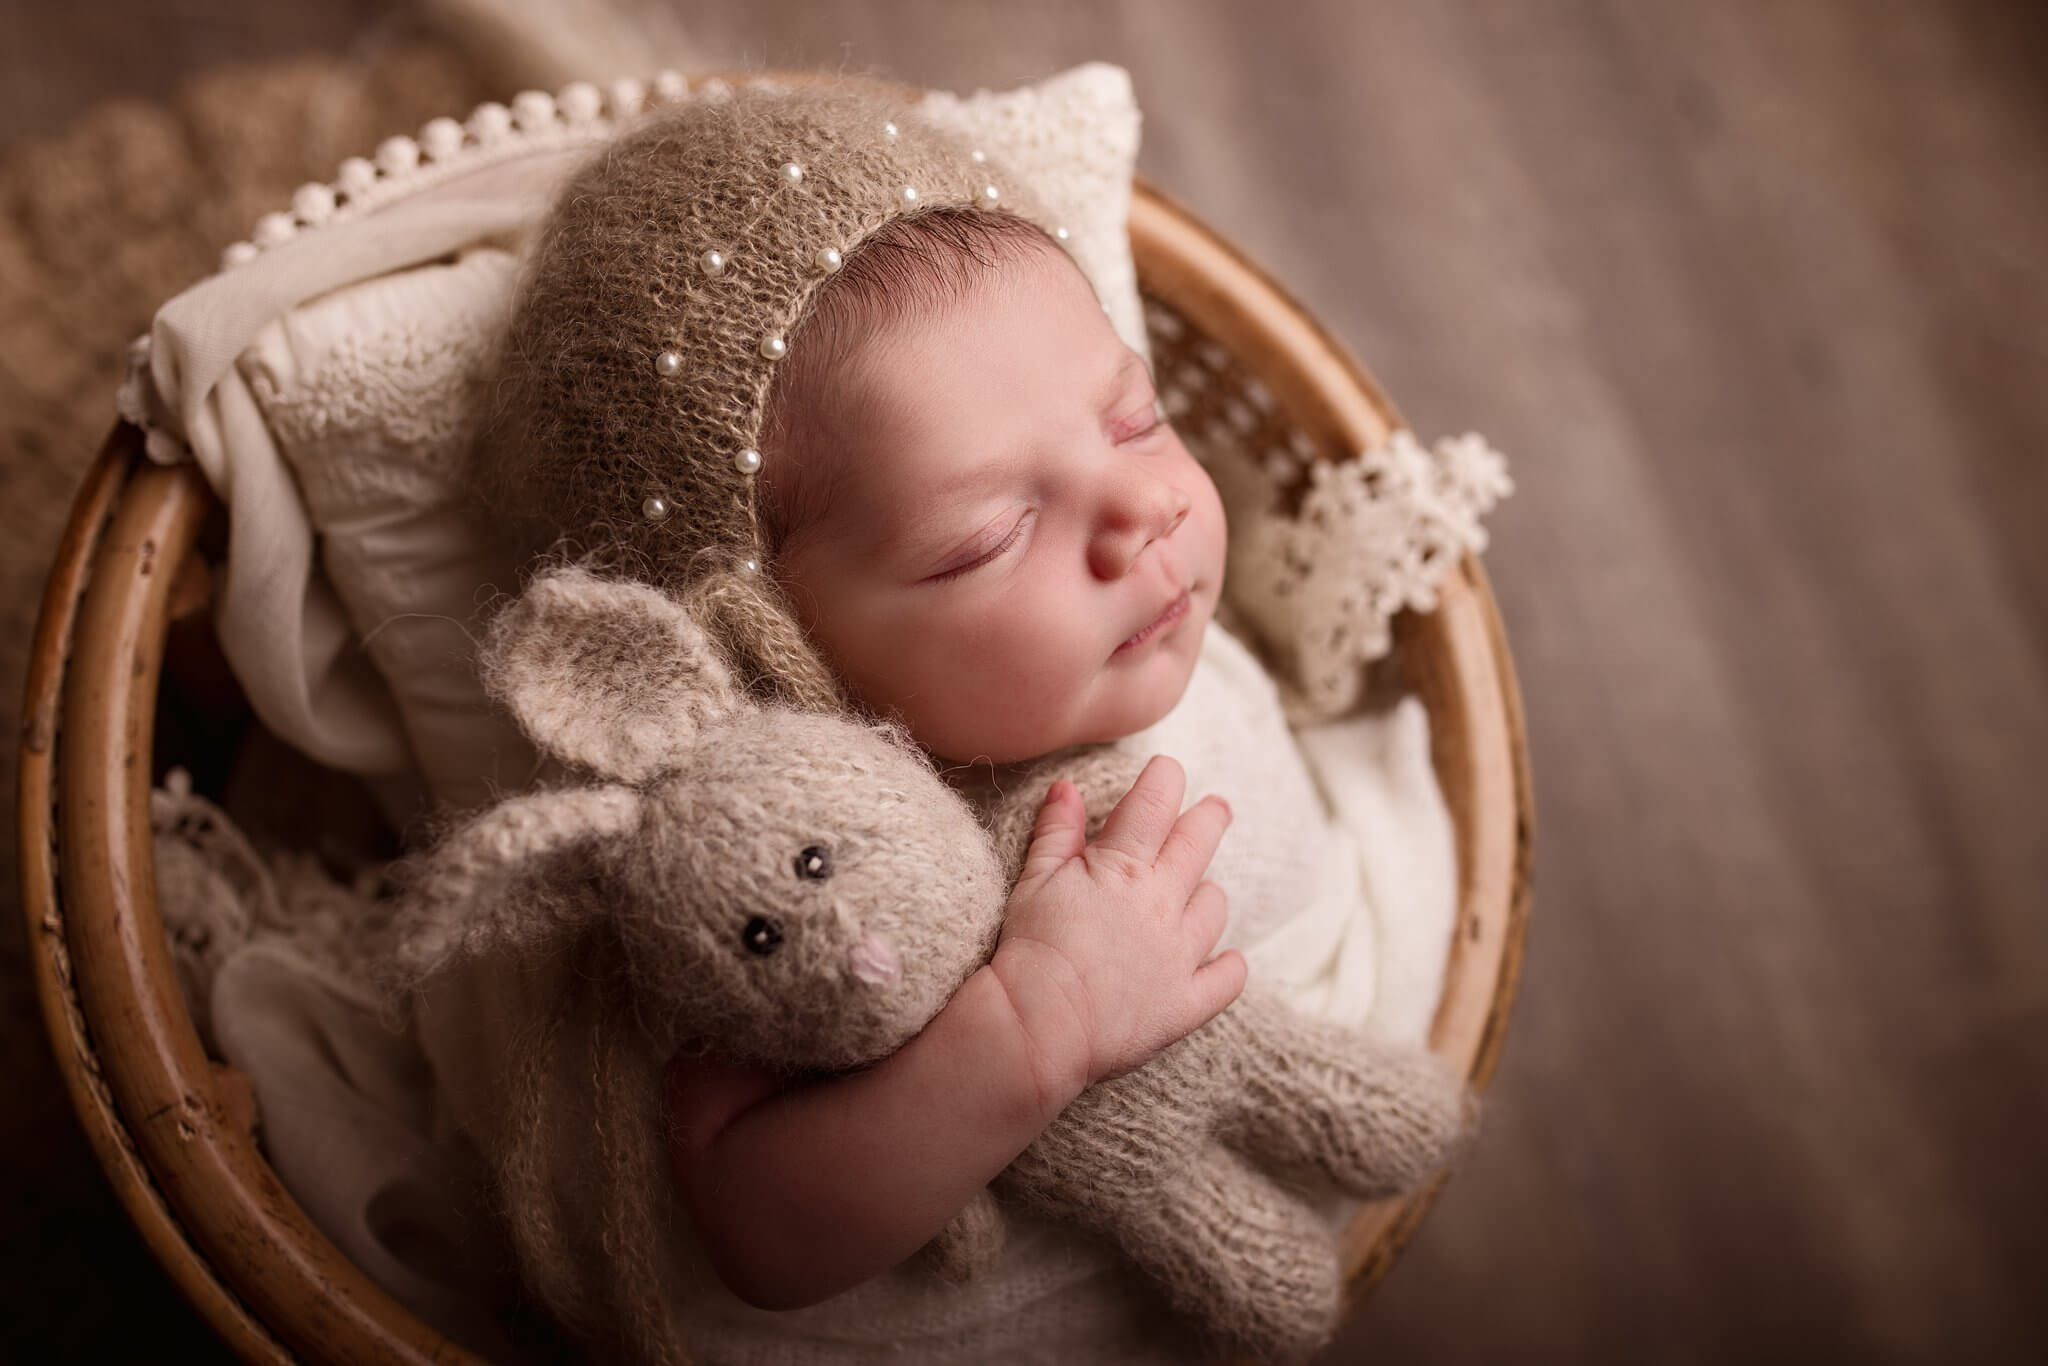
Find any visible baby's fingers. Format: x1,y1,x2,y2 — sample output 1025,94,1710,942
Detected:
1017,780,1086,889
1183,879,1230,965
1156,793,1232,891
1093,755,1187,863
1186,948,1249,1031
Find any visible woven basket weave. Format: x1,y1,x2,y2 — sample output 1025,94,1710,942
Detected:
18,140,1532,1363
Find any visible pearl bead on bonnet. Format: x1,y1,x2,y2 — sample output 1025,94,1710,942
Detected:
476,81,1059,713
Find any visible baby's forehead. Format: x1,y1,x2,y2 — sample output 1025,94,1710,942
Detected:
845,265,1138,428
777,244,1145,548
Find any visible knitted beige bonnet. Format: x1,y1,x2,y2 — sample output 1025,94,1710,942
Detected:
478,82,1059,711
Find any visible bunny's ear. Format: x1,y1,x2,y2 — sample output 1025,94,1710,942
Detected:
394,785,644,982
482,567,744,782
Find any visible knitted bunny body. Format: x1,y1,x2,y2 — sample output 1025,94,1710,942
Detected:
990,990,1460,1352
958,755,1469,1357
395,567,1466,1364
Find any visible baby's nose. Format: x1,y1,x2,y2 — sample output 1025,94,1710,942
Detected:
1090,482,1191,580
848,933,900,987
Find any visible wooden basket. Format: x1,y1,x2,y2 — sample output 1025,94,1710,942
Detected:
18,176,1532,1364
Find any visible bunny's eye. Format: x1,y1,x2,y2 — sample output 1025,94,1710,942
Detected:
741,917,783,956
794,846,833,880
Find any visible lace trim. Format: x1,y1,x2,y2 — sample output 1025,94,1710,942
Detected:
1224,431,1514,720
114,69,748,463
115,335,187,464
216,71,726,273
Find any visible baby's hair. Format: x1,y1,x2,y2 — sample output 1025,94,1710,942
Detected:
756,208,1066,564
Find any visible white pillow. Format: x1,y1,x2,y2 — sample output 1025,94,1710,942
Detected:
227,63,1149,812
238,247,533,813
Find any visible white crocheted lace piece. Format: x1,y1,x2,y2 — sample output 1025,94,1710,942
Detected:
1221,431,1514,719
1144,288,1513,721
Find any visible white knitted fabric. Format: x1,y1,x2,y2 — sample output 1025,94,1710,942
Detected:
151,769,276,1052
237,246,533,814
151,767,397,1046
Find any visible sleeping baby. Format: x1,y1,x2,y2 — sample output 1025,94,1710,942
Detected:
413,79,1468,1363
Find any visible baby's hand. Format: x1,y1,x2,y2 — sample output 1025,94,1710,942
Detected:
990,755,1245,1103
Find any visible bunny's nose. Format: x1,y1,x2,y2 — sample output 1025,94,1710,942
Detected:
848,934,900,987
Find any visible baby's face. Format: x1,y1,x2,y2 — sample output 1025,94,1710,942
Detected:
773,243,1227,765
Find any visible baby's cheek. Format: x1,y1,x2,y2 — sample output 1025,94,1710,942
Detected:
984,601,1091,687
936,625,1058,707
933,611,1088,742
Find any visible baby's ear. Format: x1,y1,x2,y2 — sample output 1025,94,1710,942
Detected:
481,567,744,782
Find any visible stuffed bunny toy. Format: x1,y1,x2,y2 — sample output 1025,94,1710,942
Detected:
392,566,1469,1364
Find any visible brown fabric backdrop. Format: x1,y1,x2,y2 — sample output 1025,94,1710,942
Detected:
3,2,2043,1362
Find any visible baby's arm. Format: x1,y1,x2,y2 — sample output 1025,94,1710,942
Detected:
666,755,1241,1310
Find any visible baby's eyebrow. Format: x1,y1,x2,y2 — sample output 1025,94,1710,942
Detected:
885,352,1155,567
919,449,1032,508
890,456,1031,571
913,354,1146,511
1096,352,1153,412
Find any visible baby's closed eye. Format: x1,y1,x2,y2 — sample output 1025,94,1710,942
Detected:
928,510,1035,583
1107,398,1165,446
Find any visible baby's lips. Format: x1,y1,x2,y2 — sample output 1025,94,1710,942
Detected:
848,933,900,986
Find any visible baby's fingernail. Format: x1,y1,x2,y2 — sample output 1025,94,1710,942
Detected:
1216,796,1232,819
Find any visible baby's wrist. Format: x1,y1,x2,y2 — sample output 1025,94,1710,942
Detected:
979,943,1094,1113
